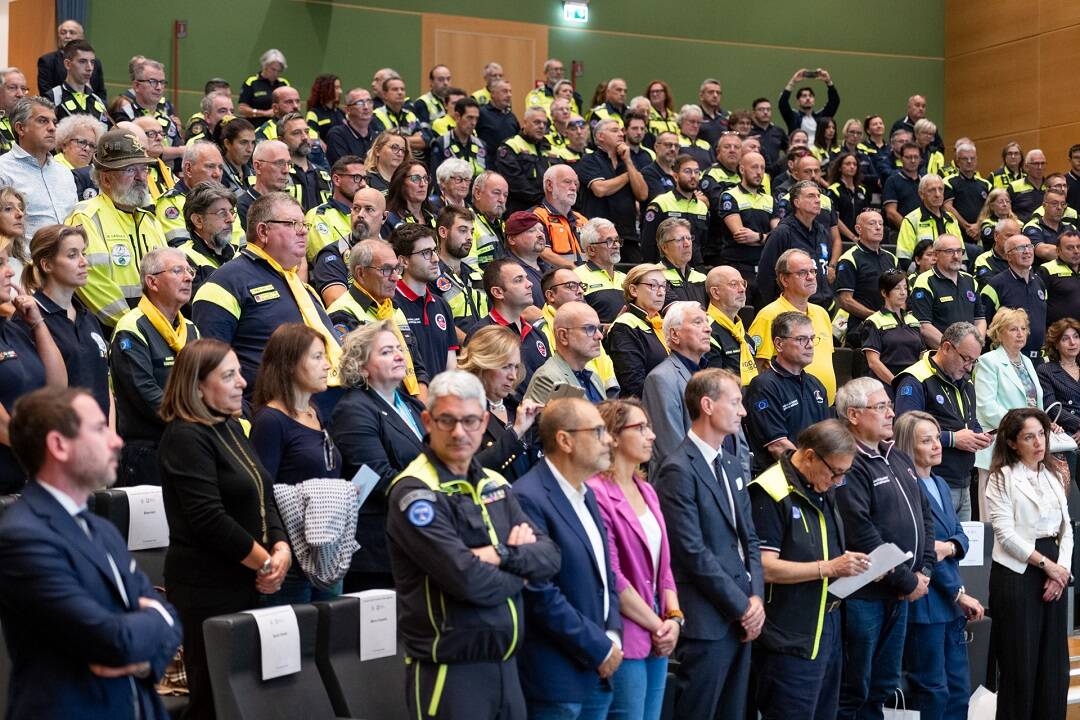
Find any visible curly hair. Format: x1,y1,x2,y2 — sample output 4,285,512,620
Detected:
306,73,339,111
1045,318,1080,362
339,320,396,388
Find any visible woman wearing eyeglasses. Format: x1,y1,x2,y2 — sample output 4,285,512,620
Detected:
605,264,670,399
250,323,343,604
54,114,106,200
21,225,110,418
974,188,1019,251
330,320,425,591
180,181,238,299
644,80,678,138
383,161,437,237
365,131,408,195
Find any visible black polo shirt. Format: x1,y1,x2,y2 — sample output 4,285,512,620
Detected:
835,242,899,315
862,309,924,376
641,162,675,204
1067,171,1080,214
505,253,550,309
311,241,349,297
744,361,830,473
981,268,1047,360
943,172,991,224
576,152,638,239
753,454,843,562
1038,259,1080,326
1009,178,1045,223
32,291,109,414
394,280,459,377
909,267,984,334
325,122,378,167
974,249,1008,288
882,171,922,218
469,309,550,396
1022,217,1075,251
239,74,289,113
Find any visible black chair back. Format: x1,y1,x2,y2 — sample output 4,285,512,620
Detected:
90,489,167,587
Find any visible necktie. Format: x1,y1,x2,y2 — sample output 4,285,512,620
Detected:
573,369,603,403
713,454,746,565
76,511,132,609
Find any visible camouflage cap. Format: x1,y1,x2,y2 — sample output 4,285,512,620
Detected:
93,128,155,170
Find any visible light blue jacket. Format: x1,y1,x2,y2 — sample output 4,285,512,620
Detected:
972,346,1043,469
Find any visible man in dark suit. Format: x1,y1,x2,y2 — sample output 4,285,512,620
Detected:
515,397,623,719
656,368,765,720
0,387,181,720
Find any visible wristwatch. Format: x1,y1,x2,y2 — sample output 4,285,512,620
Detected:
955,585,966,603
1039,558,1047,569
495,544,511,564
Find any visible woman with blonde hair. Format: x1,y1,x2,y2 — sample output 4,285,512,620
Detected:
457,324,542,480
0,187,28,282
605,263,670,398
364,129,408,195
974,188,1019,250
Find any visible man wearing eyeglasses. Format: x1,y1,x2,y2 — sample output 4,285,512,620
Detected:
980,234,1048,364
1008,149,1048,223
69,127,167,328
304,154,366,264
525,300,608,405
894,321,991,520
111,247,199,484
536,269,618,398
703,265,758,386
180,180,238,298
548,113,590,166
641,131,679,204
641,157,708,265
1025,185,1076,262
236,140,291,230
112,58,183,163
386,370,559,720
0,67,28,155
574,218,625,324
392,224,459,377
47,40,108,127
835,377,935,719
909,234,985,349
326,88,376,167
155,140,229,245
896,174,964,264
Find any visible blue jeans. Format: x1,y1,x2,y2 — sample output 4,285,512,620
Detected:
756,609,843,720
608,655,668,720
904,615,970,720
838,598,908,720
526,678,613,720
257,570,343,607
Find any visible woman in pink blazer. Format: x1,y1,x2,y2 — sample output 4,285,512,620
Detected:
587,399,682,720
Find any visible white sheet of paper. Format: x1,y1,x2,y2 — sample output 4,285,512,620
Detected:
959,522,985,567
345,589,397,661
827,543,913,599
241,606,302,680
351,465,381,510
115,486,170,551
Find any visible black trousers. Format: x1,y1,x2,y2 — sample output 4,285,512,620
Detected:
988,538,1068,720
672,632,750,720
167,581,259,720
406,658,526,720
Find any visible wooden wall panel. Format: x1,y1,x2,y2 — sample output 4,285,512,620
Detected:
9,0,55,93
421,14,547,122
945,0,1031,58
1036,124,1080,172
944,40,1037,145
1038,1,1080,35
1039,26,1080,129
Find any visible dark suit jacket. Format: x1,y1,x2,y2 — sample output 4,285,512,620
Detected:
0,481,181,720
909,473,969,625
1037,360,1080,434
330,385,425,573
655,436,764,641
37,49,107,99
514,461,622,702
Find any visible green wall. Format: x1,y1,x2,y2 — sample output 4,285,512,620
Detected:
88,0,944,133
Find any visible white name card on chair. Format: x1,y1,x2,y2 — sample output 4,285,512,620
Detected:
242,606,302,680
958,522,985,567
347,589,397,661
115,486,170,550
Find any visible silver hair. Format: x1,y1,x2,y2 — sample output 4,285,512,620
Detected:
955,142,976,155
139,246,186,293
932,233,960,251
427,369,486,409
994,217,1016,235
252,139,287,162
436,158,472,186
134,59,165,78
348,238,385,277
918,173,943,194
0,67,22,80
941,321,981,348
790,179,819,201
471,170,503,196
676,104,703,124
523,105,547,120
835,377,886,420
662,301,702,339
260,49,287,70
913,118,937,135
55,113,106,147
775,248,812,275
579,216,615,247
339,320,395,388
183,139,219,167
592,118,619,145
10,96,54,130
700,78,722,92
200,90,231,116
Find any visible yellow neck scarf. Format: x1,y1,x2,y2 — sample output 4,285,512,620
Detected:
247,244,343,386
352,281,420,396
708,304,758,386
138,296,189,352
647,312,670,353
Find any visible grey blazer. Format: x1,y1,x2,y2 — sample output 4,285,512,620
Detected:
642,355,694,478
524,351,606,404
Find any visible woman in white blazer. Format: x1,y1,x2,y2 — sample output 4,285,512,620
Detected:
985,407,1072,720
973,308,1044,516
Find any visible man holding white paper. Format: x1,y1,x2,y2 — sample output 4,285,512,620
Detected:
834,377,936,720
386,371,560,720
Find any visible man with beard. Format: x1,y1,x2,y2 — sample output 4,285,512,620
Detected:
0,387,182,720
305,154,367,263
624,111,655,170
280,112,331,212
641,154,709,264
236,139,291,229
179,181,239,298
532,164,588,268
154,140,229,245
312,186,386,305
393,223,459,376
469,170,509,267
575,217,627,324
433,204,487,339
111,247,199,484
69,127,166,329
502,211,552,310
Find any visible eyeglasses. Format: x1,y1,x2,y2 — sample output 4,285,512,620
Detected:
817,453,851,480
347,99,373,107
726,279,748,289
937,247,965,256
335,172,367,186
206,207,236,220
590,237,622,248
365,263,405,278
69,138,96,150
406,174,430,184
956,349,979,367
1007,244,1034,254
636,281,666,293
136,78,167,89
431,414,485,431
386,145,407,155
563,425,609,441
142,129,164,140
622,421,652,435
115,165,149,178
663,234,693,245
777,334,820,347
150,264,196,278
568,120,587,129
782,268,816,279
264,219,311,233
568,324,602,337
408,247,437,260
856,401,894,413
549,280,584,293
259,158,293,170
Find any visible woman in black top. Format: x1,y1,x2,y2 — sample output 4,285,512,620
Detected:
365,130,408,196
606,264,671,398
863,270,925,389
330,320,425,592
159,339,290,720
251,323,343,604
457,325,542,481
214,116,256,193
1039,318,1080,442
305,74,345,142
826,151,868,244
382,160,437,236
22,225,110,416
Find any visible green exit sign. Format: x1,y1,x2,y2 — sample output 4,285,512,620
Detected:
563,2,589,23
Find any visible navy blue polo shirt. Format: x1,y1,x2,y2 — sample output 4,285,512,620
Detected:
31,291,109,414
0,317,46,489
883,171,922,217
394,280,459,377
311,241,349,297
981,268,1048,361
744,361,831,473
507,253,551,309
576,152,638,239
469,309,550,397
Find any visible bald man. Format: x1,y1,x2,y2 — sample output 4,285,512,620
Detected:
311,186,387,305
704,265,758,385
525,301,606,403
236,140,291,229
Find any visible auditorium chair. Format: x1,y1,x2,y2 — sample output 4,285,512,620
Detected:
89,487,168,587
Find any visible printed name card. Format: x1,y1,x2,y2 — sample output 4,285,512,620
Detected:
346,589,397,661
242,606,302,680
958,522,985,567
116,486,169,550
